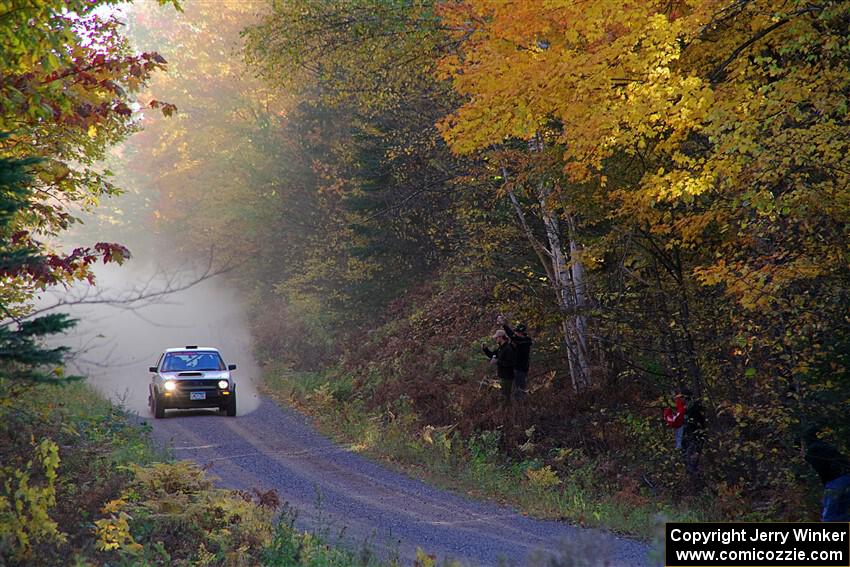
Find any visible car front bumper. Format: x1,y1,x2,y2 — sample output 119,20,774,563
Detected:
160,388,232,409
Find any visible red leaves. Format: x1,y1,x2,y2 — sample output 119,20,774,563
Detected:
149,99,178,117
30,48,174,131
144,52,168,65
93,242,131,265
2,234,131,286
113,102,132,117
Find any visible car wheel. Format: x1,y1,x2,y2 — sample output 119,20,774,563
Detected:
153,391,165,419
225,389,236,417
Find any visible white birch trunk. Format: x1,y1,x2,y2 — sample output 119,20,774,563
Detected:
501,165,581,388
536,180,590,389
502,135,592,390
566,212,590,374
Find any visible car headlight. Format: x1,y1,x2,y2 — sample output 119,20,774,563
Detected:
218,380,229,389
164,380,177,392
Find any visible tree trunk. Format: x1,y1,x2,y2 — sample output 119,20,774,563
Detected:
501,164,586,389
566,212,590,376
536,179,590,389
502,132,593,391
502,166,556,285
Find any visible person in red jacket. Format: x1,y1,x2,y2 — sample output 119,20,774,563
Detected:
663,392,686,450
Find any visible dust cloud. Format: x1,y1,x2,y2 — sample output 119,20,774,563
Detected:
46,258,263,416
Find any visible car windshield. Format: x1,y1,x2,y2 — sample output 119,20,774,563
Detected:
162,351,225,372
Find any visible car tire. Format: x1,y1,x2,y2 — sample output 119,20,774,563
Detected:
153,391,165,419
225,388,236,417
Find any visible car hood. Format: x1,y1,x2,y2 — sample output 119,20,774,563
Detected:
160,371,231,380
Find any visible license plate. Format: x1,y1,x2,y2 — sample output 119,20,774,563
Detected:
190,392,206,401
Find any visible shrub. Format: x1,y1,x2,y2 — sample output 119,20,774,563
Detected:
0,439,64,562
262,505,383,567
96,461,276,565
526,465,562,490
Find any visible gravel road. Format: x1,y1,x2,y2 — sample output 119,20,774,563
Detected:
149,397,652,566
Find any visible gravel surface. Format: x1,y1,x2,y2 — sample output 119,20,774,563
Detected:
149,397,652,566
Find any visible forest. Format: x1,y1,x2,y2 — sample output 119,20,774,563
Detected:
2,0,849,565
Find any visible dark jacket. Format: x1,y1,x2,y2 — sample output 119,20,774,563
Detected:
682,399,706,451
504,324,532,372
806,440,850,485
483,342,516,381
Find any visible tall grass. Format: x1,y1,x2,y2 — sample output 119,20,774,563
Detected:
262,367,708,539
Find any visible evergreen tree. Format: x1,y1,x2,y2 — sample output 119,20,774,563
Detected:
0,156,76,383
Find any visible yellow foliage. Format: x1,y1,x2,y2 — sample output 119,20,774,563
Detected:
415,547,437,567
0,439,66,561
439,0,850,313
421,424,455,454
128,460,212,496
94,512,142,554
526,465,562,490
100,498,126,515
94,461,274,564
306,382,336,409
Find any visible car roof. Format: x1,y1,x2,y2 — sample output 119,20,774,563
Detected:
163,347,221,354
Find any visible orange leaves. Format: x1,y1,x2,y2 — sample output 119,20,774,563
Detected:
438,0,850,319
694,255,825,311
437,0,706,164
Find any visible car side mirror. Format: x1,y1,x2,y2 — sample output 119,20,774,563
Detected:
228,364,237,371
148,366,158,373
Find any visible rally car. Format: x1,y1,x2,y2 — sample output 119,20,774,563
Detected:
148,346,237,418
